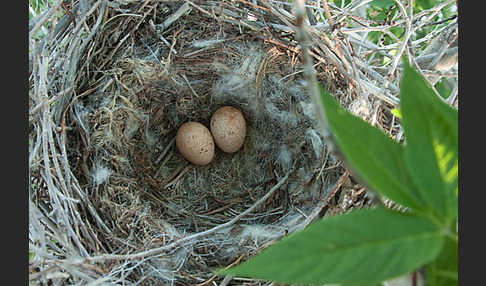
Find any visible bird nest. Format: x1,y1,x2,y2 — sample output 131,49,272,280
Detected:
29,0,457,285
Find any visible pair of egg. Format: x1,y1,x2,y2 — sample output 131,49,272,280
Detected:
175,106,246,165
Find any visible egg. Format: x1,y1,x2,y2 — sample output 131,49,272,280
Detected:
210,106,246,153
175,122,215,165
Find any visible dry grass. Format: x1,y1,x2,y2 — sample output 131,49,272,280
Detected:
29,0,457,285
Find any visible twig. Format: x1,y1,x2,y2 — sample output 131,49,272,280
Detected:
292,0,332,145
321,0,334,29
158,2,192,32
181,74,200,98
422,14,457,27
82,172,290,262
300,170,350,229
29,265,60,281
149,19,179,55
196,254,244,286
61,1,77,26
155,138,175,164
421,70,457,78
29,0,63,38
165,165,191,189
401,47,457,68
354,58,400,95
98,1,154,70
356,78,399,106
427,27,458,70
385,0,413,87
412,0,455,32
447,80,458,106
321,0,353,81
219,275,234,286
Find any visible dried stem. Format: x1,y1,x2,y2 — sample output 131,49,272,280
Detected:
80,171,291,262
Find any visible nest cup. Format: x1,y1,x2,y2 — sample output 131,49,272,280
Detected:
27,1,371,285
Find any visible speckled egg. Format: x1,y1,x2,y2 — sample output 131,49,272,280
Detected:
175,122,215,165
210,106,246,153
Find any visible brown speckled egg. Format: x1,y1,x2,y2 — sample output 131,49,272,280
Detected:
175,122,214,165
210,106,246,153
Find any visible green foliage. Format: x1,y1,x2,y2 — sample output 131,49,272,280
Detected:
415,0,441,10
366,1,455,61
367,6,393,21
320,85,425,212
440,2,456,20
400,62,458,222
369,0,395,9
216,61,457,285
219,208,443,285
368,31,382,44
435,78,452,100
29,0,65,40
29,0,55,18
426,225,458,285
389,26,405,38
390,108,402,118
332,0,352,8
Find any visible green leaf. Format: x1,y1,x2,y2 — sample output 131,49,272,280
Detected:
370,0,395,9
440,3,456,20
332,0,352,7
415,0,439,10
320,87,425,212
218,208,444,285
435,78,452,100
367,31,382,45
390,26,405,39
391,108,402,119
400,60,458,222
425,222,458,286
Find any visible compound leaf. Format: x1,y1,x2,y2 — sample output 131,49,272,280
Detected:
219,208,444,285
425,223,458,286
320,87,425,212
400,61,458,222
